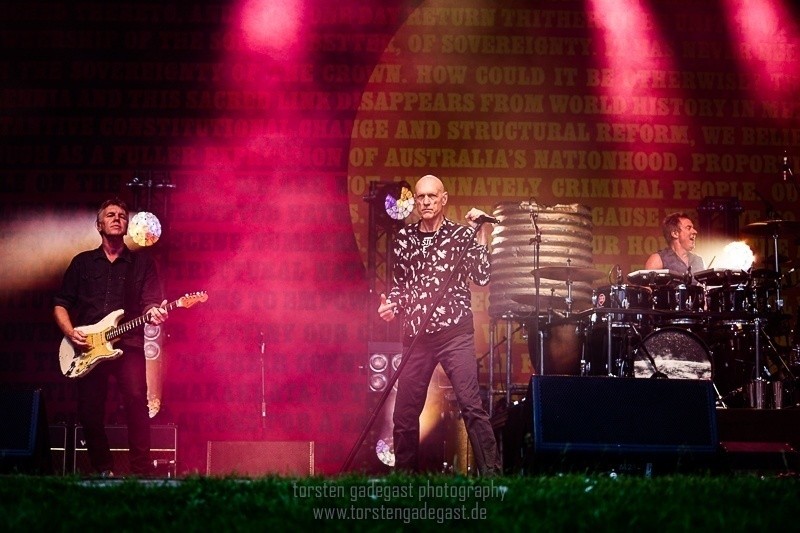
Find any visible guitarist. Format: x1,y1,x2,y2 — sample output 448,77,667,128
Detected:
53,198,169,478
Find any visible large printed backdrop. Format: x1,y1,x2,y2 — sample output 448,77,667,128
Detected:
1,0,799,474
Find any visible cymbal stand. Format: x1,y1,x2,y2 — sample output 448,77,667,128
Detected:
752,317,765,409
768,231,784,311
606,313,614,376
485,317,526,416
564,263,575,317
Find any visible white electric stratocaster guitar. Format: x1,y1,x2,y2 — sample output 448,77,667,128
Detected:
59,291,208,378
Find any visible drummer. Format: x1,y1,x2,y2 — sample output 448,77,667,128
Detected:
644,212,705,283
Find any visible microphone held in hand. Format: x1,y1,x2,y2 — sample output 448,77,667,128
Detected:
475,214,499,225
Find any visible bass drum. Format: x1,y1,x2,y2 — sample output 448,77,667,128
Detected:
633,327,712,380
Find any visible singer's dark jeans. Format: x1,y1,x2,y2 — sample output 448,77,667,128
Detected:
77,345,151,475
392,330,501,475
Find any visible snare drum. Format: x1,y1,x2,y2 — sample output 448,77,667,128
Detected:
592,284,652,324
633,327,712,380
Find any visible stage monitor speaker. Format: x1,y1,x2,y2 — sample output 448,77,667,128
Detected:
531,376,718,455
0,388,53,474
73,425,177,477
206,441,314,477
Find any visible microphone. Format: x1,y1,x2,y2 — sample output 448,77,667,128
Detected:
475,214,499,225
260,331,265,354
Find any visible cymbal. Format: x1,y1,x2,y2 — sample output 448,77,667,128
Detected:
694,268,749,286
533,265,605,282
509,293,567,308
627,269,682,286
751,268,781,280
741,219,800,236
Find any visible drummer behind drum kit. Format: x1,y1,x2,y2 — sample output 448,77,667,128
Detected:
520,219,800,410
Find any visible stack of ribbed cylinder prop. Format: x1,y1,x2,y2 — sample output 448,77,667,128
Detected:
488,201,596,319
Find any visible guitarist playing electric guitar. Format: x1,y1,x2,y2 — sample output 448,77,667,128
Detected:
53,198,169,478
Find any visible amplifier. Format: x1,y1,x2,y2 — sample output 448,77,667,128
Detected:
73,425,177,477
207,441,315,477
49,425,68,476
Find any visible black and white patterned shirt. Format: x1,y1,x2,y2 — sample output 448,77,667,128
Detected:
388,218,490,341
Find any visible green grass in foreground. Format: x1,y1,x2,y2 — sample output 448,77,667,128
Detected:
1,473,799,532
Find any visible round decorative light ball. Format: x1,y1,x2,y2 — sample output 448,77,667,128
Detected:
129,211,162,247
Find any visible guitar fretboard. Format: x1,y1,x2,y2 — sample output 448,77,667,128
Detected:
104,300,182,341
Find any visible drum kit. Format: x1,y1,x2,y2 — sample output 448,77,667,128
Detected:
515,219,800,409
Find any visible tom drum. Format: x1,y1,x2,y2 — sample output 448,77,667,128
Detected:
592,284,652,324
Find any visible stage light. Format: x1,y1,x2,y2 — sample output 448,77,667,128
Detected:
128,211,162,247
375,438,395,467
369,353,389,373
368,343,403,393
239,0,301,55
718,241,756,271
383,182,414,221
369,182,414,228
369,373,388,392
722,0,800,100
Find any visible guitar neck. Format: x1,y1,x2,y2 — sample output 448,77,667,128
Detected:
106,300,180,341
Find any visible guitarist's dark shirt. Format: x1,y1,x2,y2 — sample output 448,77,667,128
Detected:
53,246,164,349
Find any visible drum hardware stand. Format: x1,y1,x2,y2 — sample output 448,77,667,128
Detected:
768,230,784,312
606,314,614,376
752,317,767,409
528,204,543,370
563,263,575,317
485,317,528,416
630,324,666,379
751,317,796,409
602,312,633,377
505,315,514,408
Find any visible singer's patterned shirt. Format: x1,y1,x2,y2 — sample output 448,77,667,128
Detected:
387,218,490,342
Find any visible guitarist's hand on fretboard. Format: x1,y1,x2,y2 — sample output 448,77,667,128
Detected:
147,299,169,326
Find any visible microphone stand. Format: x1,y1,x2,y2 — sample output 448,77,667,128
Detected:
341,221,490,473
259,332,266,431
529,209,543,374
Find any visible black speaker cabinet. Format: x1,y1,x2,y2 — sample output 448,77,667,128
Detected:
0,388,52,474
73,425,177,477
529,376,718,472
206,441,315,477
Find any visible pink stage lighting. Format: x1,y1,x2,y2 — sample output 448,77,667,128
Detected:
239,0,302,55
722,0,800,100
